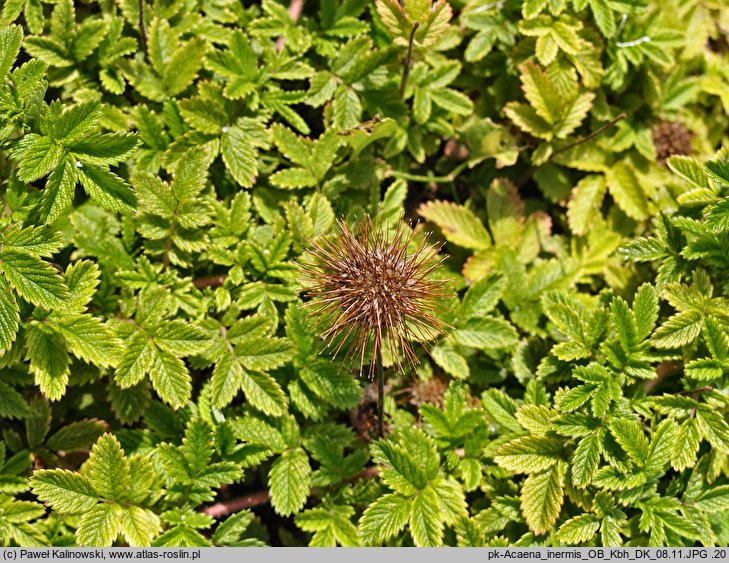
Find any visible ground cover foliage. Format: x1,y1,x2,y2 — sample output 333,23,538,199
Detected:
0,0,729,548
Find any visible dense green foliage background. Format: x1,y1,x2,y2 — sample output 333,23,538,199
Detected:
1,0,729,548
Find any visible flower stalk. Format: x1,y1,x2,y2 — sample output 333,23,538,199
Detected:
376,350,384,438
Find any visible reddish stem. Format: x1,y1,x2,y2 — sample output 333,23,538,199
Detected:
644,360,683,394
275,0,305,52
203,490,272,517
200,450,463,518
201,465,380,517
193,275,228,289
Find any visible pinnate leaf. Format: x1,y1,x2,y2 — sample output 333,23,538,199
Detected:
418,201,491,250
359,493,410,546
155,321,210,356
76,502,123,547
0,250,69,309
221,122,267,188
609,418,649,465
54,315,123,367
115,332,154,388
46,419,106,452
269,447,312,516
571,433,601,487
0,380,30,419
520,462,565,536
453,317,518,349
494,435,562,474
39,157,77,224
567,175,606,236
120,506,162,547
84,434,130,502
31,470,98,514
236,337,294,371
149,348,192,409
410,486,444,547
0,25,22,78
520,62,561,125
2,225,65,257
556,513,599,544
651,310,703,348
0,278,20,351
241,369,288,416
606,162,648,221
211,352,244,409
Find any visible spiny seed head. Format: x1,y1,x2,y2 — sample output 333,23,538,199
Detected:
302,215,448,378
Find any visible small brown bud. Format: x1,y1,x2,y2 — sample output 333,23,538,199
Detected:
652,121,693,164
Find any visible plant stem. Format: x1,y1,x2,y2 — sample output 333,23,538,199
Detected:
400,22,420,97
550,113,627,159
192,274,228,289
201,450,466,516
202,490,272,517
276,0,305,52
376,351,384,439
390,161,469,184
643,360,683,394
516,113,627,188
138,0,147,53
202,466,380,517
